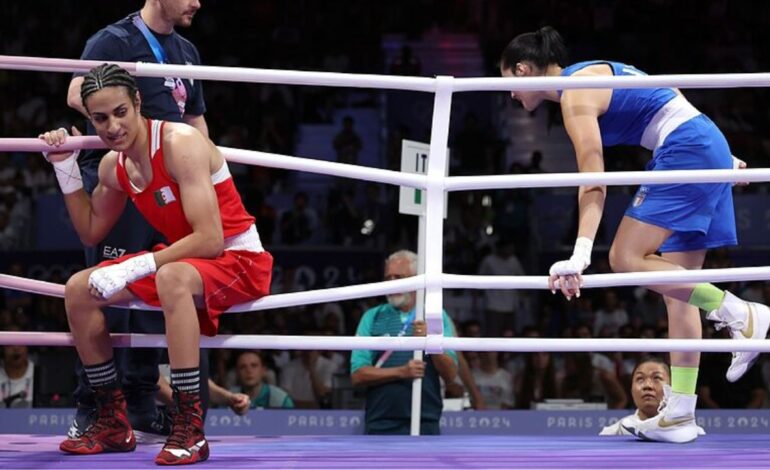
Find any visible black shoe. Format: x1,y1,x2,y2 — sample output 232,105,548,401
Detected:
67,402,98,439
133,406,173,443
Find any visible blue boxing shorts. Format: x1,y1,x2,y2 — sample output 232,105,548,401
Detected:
625,114,737,253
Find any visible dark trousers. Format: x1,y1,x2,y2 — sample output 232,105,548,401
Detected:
74,161,209,422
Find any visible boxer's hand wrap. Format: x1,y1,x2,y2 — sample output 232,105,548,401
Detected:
549,237,593,277
88,253,156,299
42,128,83,194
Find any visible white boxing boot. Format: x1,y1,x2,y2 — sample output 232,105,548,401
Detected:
706,291,770,382
621,385,699,443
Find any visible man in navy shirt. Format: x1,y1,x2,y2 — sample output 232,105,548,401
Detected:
65,0,210,441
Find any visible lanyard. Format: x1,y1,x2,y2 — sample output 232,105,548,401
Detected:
132,14,169,64
397,309,417,336
132,14,187,117
374,308,417,368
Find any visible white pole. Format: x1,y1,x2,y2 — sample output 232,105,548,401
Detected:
411,75,453,435
410,215,427,436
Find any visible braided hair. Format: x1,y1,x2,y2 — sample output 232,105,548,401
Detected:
80,63,139,109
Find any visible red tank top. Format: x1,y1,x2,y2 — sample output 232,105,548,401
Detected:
116,119,255,244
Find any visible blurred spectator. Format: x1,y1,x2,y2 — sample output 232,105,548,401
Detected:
333,115,363,166
244,189,277,245
326,186,360,246
0,309,12,331
445,317,486,410
570,297,596,328
4,262,32,311
492,163,532,259
527,150,545,173
280,191,320,245
0,210,19,250
0,157,19,185
478,238,526,335
444,195,495,274
631,288,667,329
21,156,56,196
280,349,335,409
0,339,34,408
471,351,514,409
503,326,538,378
233,351,293,409
315,303,346,336
319,328,347,374
563,327,627,409
593,289,629,337
461,320,482,338
513,328,560,408
515,349,559,409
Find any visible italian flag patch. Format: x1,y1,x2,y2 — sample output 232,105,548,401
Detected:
154,186,177,207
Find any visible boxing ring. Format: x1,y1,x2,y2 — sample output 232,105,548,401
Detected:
2,55,770,468
1,434,769,469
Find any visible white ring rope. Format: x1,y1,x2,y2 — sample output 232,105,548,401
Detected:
2,55,770,354
446,169,770,191
0,332,767,354
3,265,770,312
0,55,437,92
444,267,770,290
0,274,424,313
4,55,770,91
0,138,427,189
1,137,766,189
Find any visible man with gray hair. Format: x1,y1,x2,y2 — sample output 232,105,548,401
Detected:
350,250,458,434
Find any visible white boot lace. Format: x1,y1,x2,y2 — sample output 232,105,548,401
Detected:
709,318,744,333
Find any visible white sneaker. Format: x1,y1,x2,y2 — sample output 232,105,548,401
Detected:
621,385,699,444
706,291,770,382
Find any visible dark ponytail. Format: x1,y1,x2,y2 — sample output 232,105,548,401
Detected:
81,63,139,109
500,26,568,71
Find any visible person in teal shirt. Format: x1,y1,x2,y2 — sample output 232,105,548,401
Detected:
351,250,458,434
233,351,293,409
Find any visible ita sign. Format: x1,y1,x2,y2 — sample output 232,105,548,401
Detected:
399,139,449,217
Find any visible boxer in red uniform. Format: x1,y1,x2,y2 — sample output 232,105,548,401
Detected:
40,63,272,466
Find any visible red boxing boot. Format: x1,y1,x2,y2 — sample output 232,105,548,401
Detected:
155,390,209,465
60,387,136,454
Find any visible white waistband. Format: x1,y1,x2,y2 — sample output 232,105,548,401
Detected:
639,95,701,151
224,224,264,253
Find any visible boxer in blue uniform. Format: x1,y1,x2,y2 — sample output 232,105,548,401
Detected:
500,26,770,443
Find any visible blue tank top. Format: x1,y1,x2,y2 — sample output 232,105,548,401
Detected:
560,61,677,147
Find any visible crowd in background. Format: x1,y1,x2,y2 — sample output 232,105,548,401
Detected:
2,1,770,411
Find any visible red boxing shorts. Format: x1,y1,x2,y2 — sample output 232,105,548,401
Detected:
97,247,273,336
